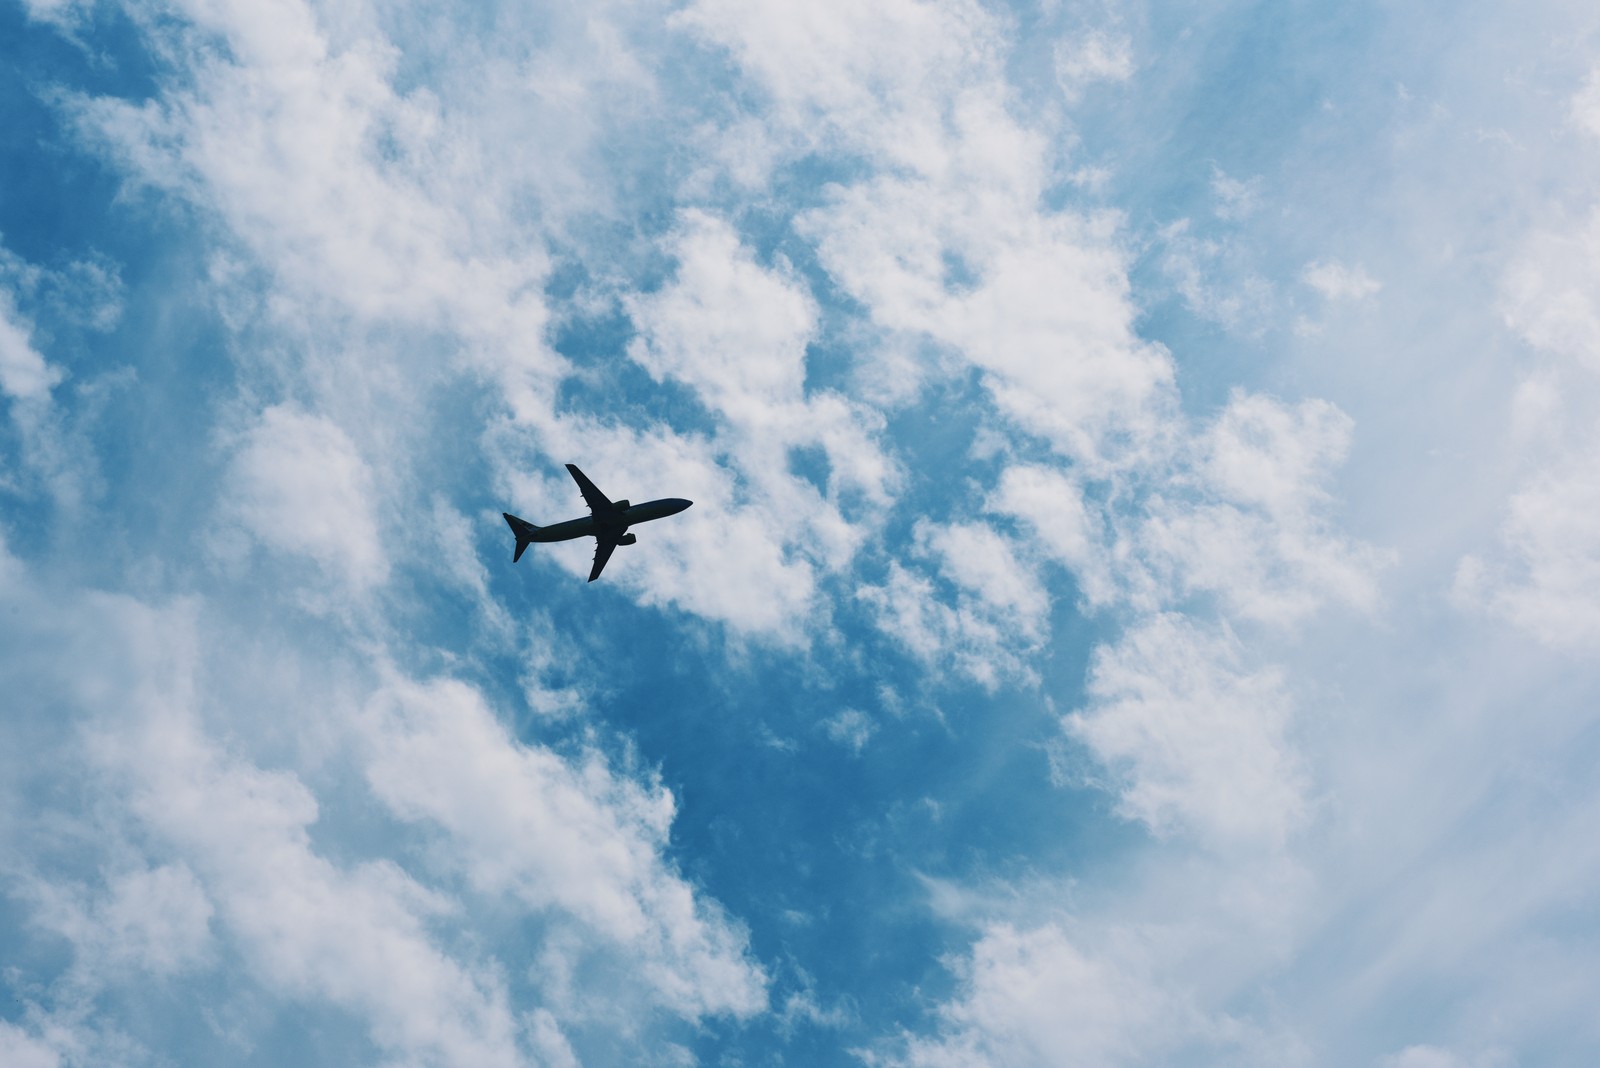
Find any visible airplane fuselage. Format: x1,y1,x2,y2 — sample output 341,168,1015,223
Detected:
524,497,692,543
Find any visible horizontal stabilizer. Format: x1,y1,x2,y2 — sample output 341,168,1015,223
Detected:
503,512,538,563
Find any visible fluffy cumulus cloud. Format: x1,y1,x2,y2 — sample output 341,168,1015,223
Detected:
628,212,892,511
987,464,1117,606
362,674,765,1021
0,1022,62,1068
0,289,63,401
0,541,762,1063
1499,208,1600,374
608,209,894,633
859,519,1051,687
69,0,553,344
0,574,520,1065
859,561,1031,688
27,863,214,980
1462,107,1600,651
893,920,1302,1068
1457,444,1600,648
0,266,86,508
109,713,526,1068
898,923,1183,1067
1066,614,1304,848
804,168,1173,471
684,0,1175,470
221,404,389,591
1144,391,1387,625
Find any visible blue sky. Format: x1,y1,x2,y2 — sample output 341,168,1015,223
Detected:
3,1,1600,1065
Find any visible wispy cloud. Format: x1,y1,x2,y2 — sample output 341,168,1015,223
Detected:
1303,260,1382,301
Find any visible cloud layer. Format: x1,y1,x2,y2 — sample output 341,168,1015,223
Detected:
4,0,1600,1065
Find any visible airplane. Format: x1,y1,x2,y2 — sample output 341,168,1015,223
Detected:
502,464,693,582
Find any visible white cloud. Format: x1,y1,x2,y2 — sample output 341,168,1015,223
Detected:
688,0,1175,471
1501,208,1600,374
1302,260,1382,301
113,735,517,1064
987,464,1118,608
30,863,214,980
894,921,1297,1068
1380,1048,1464,1068
69,0,553,351
1212,170,1263,222
994,392,1386,626
623,209,895,585
820,708,875,754
0,291,63,401
17,0,86,30
1201,392,1349,517
0,1022,58,1068
1571,68,1600,140
859,561,1038,689
628,210,815,425
0,271,90,511
918,520,1050,637
1378,1045,1513,1068
1160,220,1276,335
361,673,768,1022
1456,439,1600,648
0,530,765,1062
1054,30,1134,101
1066,614,1306,849
35,2,1581,1064
807,177,1175,469
222,405,388,591
0,1023,60,1068
858,520,1052,689
675,0,1003,173
1142,391,1387,624
67,0,915,643
1466,205,1600,649
900,923,1168,1067
28,600,526,1068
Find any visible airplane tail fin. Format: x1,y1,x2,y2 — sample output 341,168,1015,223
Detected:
503,513,538,563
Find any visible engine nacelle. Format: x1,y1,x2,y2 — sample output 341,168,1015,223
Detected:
618,533,637,545
613,500,631,510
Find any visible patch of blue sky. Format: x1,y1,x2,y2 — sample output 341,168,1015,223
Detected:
0,6,161,255
549,312,723,439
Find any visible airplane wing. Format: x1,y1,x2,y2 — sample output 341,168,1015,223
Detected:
566,464,613,515
588,534,620,582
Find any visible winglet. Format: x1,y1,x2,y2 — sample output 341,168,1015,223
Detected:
503,512,536,563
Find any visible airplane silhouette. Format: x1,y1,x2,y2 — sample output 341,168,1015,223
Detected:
503,464,692,582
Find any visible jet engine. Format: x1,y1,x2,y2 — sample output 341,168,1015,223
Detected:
618,533,637,545
613,500,630,510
